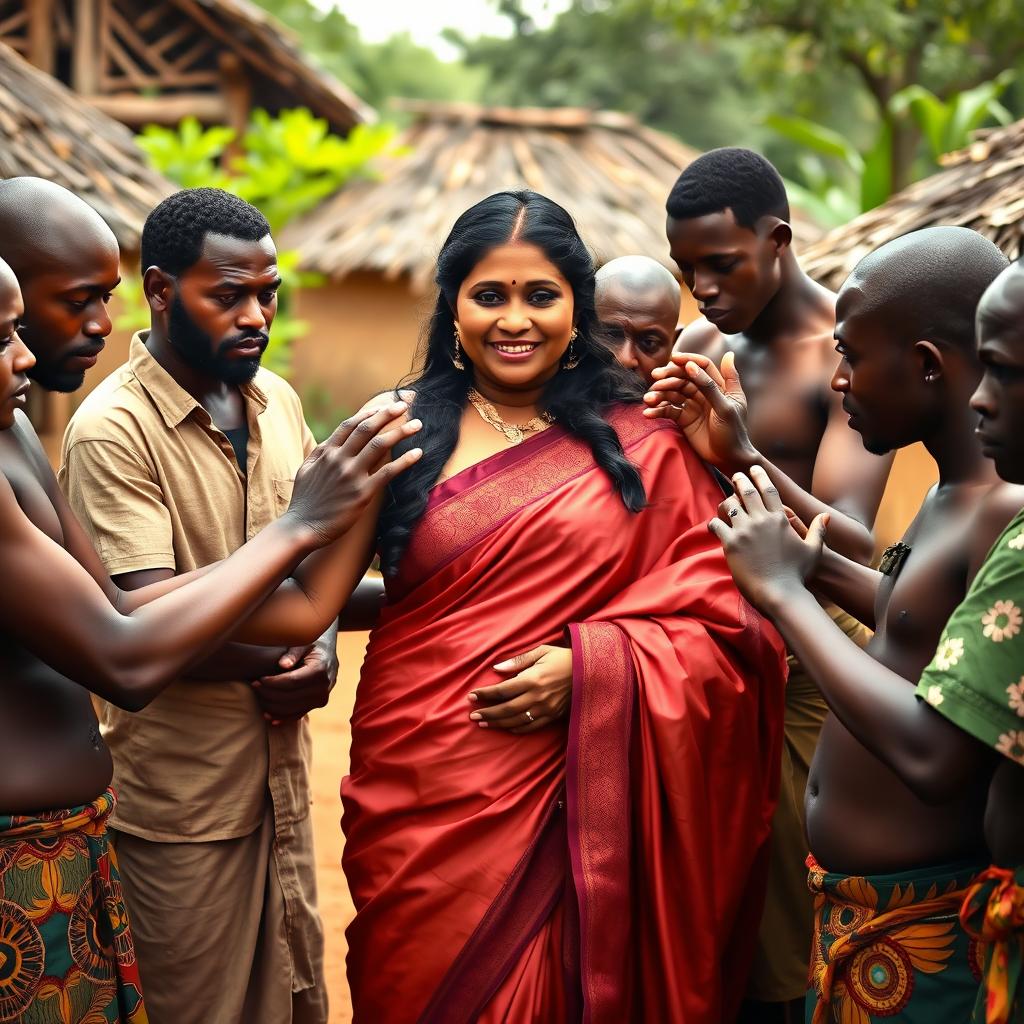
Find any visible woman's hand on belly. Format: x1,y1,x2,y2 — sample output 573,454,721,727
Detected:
468,645,572,734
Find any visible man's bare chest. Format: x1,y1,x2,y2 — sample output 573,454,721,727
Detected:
873,510,971,668
742,369,830,463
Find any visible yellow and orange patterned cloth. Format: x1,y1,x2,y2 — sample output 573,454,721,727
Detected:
806,854,985,1023
0,789,146,1023
961,866,1024,1024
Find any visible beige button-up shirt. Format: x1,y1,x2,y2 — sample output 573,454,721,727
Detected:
60,333,316,843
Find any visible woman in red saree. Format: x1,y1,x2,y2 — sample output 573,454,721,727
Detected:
340,191,788,1023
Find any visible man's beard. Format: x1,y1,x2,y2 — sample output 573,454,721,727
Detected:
27,357,85,393
168,294,267,385
21,326,87,393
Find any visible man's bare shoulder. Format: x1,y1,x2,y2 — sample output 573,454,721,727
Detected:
674,318,730,362
971,483,1024,560
0,412,53,485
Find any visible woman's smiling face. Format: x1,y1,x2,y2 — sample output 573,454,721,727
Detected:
454,242,575,394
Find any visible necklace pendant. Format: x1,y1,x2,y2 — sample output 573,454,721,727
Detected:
509,427,524,443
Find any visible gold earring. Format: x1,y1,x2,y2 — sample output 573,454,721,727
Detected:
452,323,466,371
563,327,580,370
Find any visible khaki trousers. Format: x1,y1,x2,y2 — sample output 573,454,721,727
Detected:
112,803,327,1024
746,609,870,1003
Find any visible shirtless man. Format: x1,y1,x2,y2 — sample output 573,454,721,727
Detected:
0,250,422,1020
595,255,680,385
655,148,891,1020
697,227,1019,1021
0,176,359,725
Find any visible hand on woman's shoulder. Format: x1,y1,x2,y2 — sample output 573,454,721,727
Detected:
356,388,416,417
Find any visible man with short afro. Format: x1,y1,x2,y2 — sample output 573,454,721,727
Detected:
651,147,893,1021
61,187,333,1023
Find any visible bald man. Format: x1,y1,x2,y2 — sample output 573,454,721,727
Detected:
595,255,681,384
0,177,122,393
701,228,1020,1022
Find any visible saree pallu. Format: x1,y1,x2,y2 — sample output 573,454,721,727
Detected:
961,865,1024,1024
0,789,147,1023
342,406,788,1023
806,854,985,1024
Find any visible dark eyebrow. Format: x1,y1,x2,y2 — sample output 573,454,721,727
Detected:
61,277,122,294
212,276,283,291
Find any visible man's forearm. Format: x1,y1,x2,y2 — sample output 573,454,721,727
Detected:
339,575,386,631
766,588,981,802
182,641,288,682
809,546,881,629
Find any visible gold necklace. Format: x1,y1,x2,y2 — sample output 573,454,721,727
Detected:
467,389,554,444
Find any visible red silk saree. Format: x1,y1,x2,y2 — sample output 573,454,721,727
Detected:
341,406,788,1023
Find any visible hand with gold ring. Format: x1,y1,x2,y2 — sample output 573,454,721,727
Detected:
468,644,572,734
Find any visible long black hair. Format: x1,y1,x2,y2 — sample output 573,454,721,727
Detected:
378,190,647,575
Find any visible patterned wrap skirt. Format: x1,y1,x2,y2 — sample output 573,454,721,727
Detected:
806,854,985,1023
0,789,146,1023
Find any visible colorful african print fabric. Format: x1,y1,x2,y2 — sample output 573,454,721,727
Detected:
806,854,985,1023
0,789,147,1023
961,866,1024,1024
916,508,1024,765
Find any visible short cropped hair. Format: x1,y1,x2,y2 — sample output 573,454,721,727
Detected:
141,188,270,275
666,148,790,228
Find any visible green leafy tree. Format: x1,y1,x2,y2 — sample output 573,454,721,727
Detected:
445,0,878,188
768,70,1016,225
645,0,1024,193
248,0,484,110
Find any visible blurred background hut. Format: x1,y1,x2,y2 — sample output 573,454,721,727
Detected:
803,119,1024,552
0,0,372,138
0,40,172,461
281,99,824,417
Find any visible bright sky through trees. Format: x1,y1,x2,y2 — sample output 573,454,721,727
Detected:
318,0,569,59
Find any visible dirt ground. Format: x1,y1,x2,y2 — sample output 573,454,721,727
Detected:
309,630,370,1024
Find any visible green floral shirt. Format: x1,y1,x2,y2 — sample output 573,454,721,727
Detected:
917,508,1024,765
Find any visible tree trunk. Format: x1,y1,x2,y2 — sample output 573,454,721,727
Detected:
889,118,920,194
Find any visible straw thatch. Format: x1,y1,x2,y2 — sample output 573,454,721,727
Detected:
0,41,172,252
803,120,1024,289
286,101,825,292
0,0,372,133
174,0,373,129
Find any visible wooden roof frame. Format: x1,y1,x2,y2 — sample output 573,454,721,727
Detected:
0,0,373,135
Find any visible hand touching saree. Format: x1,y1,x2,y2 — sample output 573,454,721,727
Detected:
341,405,788,1023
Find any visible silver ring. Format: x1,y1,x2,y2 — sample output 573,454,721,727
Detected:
728,507,740,518
525,710,534,722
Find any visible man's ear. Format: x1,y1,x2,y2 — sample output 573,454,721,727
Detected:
143,266,174,313
768,219,793,256
913,339,945,383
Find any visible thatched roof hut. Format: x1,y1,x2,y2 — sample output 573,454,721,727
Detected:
0,0,372,135
0,40,172,252
803,119,1024,289
285,101,705,291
